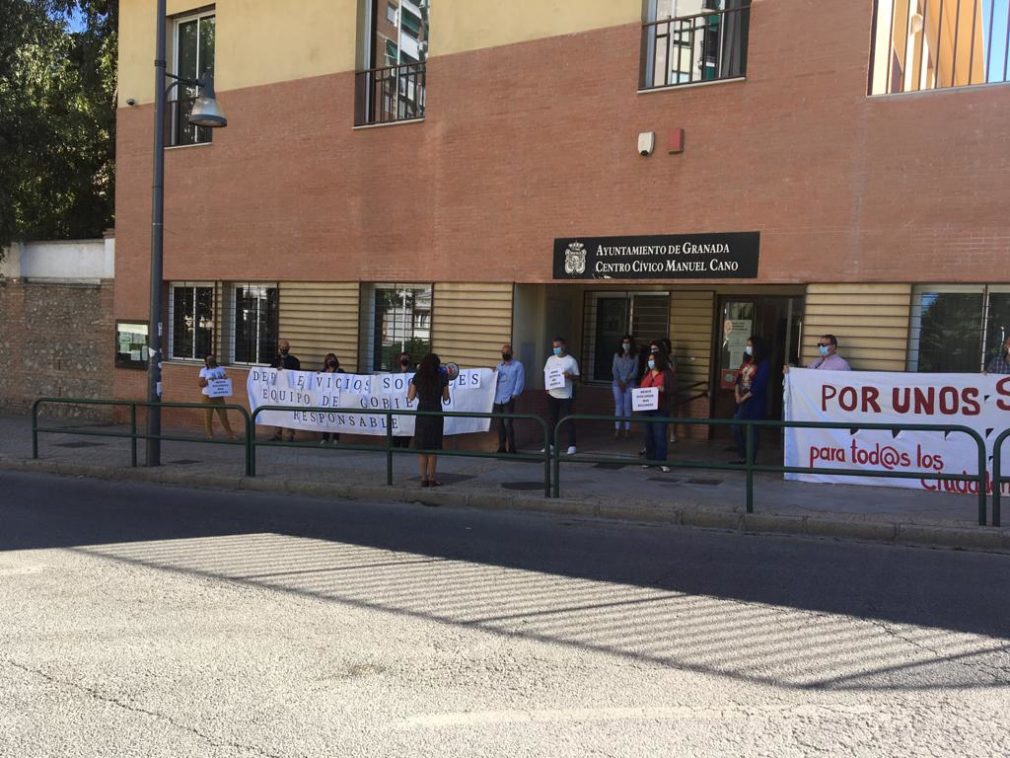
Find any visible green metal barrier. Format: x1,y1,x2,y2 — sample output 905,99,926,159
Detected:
249,405,553,495
553,414,989,526
32,397,253,473
989,429,1010,528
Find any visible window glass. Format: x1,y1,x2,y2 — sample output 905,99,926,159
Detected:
233,285,279,364
115,321,149,369
171,11,215,146
914,291,984,372
170,284,214,360
870,0,1010,95
369,284,432,371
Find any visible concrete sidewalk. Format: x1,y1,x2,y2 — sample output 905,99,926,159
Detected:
4,413,1010,552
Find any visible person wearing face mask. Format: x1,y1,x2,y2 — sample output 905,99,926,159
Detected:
198,354,237,441
269,339,301,441
493,343,525,454
543,337,580,455
390,352,415,448
732,335,771,464
319,353,345,445
611,335,638,439
807,334,850,370
638,350,674,473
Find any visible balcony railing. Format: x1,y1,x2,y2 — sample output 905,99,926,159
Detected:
870,0,1010,95
355,62,427,126
640,4,751,90
165,97,211,147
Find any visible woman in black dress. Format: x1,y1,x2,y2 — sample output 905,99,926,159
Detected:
406,353,451,487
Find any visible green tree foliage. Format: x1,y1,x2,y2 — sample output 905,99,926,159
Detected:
0,0,117,254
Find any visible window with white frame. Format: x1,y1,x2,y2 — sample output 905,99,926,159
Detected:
170,8,216,146
230,284,279,364
169,283,215,360
870,0,1010,95
361,283,432,371
908,285,1010,372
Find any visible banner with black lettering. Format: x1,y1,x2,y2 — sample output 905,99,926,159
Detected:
247,368,495,436
784,369,1010,494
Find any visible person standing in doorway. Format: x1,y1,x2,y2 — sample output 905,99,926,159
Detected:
319,352,345,445
611,335,638,439
407,353,451,487
638,350,674,473
269,339,301,442
543,337,580,455
732,335,770,464
198,354,236,441
494,343,525,454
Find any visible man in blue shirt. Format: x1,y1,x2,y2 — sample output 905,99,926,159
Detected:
494,343,525,453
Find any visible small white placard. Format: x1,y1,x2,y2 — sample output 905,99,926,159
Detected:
207,378,233,398
544,367,565,391
632,387,659,412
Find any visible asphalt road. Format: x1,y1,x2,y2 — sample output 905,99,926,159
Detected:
1,470,1009,757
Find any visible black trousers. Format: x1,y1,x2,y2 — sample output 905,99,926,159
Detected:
546,395,576,448
493,399,516,452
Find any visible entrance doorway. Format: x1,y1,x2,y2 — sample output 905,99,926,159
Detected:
712,295,803,429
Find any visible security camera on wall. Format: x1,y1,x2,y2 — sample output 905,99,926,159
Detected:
638,131,655,157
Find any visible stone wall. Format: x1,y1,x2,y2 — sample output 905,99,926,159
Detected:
0,279,115,418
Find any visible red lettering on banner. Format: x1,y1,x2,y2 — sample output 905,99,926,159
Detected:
997,377,1010,411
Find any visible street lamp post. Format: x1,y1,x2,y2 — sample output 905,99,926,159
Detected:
147,0,227,466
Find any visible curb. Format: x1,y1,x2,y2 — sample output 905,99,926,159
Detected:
4,457,1010,553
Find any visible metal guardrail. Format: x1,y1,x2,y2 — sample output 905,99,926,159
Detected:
553,414,989,526
249,405,551,495
989,429,1010,528
32,397,253,471
31,397,994,526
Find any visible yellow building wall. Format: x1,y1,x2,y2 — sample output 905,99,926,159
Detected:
119,0,640,106
801,284,912,371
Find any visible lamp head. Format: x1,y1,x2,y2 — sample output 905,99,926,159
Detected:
188,73,227,128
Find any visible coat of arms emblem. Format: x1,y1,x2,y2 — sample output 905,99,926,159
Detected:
564,242,587,275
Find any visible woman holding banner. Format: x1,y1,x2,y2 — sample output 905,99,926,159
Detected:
731,336,770,464
320,353,345,445
407,353,451,487
198,354,236,441
638,351,675,473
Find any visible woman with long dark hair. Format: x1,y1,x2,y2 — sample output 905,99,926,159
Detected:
638,349,675,473
732,335,770,464
320,353,344,445
406,353,451,486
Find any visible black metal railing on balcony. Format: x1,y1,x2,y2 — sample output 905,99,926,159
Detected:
640,3,750,90
869,0,1010,95
165,97,212,146
355,62,427,126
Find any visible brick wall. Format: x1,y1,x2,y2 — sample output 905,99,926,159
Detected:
0,279,115,417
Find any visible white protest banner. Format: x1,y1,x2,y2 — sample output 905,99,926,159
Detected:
545,367,565,391
247,368,497,436
784,368,1010,495
206,378,233,398
631,387,659,412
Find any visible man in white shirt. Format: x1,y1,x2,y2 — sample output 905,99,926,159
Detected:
198,354,237,440
543,337,580,454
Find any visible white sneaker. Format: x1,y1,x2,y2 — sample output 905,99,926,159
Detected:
659,465,671,473
539,446,554,454
566,446,577,455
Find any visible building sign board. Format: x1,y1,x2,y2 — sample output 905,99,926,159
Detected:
553,232,759,280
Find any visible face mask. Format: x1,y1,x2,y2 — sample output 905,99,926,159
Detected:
744,346,753,357
502,352,512,361
280,348,288,355
400,358,410,367
647,359,656,370
818,345,830,357
622,342,631,352
327,360,337,367
553,347,563,357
